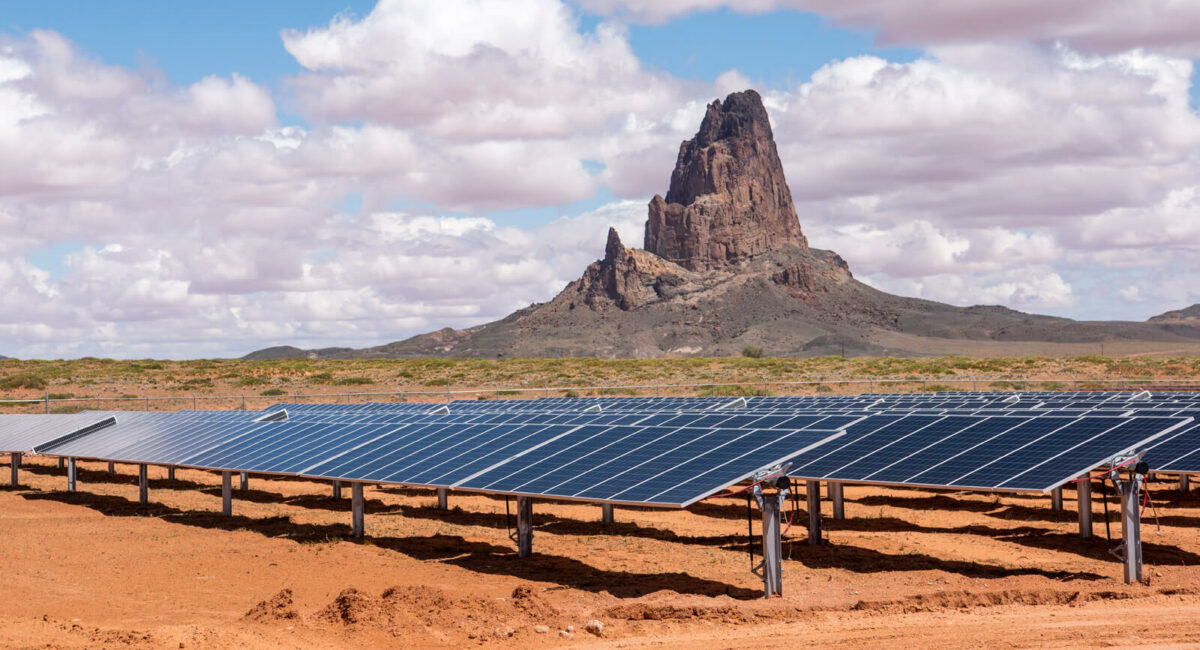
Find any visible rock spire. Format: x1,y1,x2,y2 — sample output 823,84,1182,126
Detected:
644,89,807,271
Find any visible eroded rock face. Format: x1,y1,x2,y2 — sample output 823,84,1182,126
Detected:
569,227,691,311
644,89,807,271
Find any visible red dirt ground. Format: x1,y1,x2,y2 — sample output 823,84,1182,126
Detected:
3,457,1200,648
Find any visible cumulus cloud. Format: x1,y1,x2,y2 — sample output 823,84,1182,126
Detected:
4,0,1200,357
575,0,1200,56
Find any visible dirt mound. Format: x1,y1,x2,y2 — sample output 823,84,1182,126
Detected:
243,588,300,623
312,584,568,641
317,588,386,626
604,602,750,623
849,589,1138,615
509,584,559,620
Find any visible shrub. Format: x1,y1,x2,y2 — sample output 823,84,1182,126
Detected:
48,393,75,400
333,377,374,386
260,388,286,396
237,377,268,386
815,384,833,393
697,384,770,397
423,378,450,387
0,374,47,390
51,404,91,414
923,384,952,392
742,345,764,359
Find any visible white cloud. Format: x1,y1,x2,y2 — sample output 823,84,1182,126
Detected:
575,0,1200,56
4,2,1200,357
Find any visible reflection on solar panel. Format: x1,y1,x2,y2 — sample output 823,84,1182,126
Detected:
0,413,116,453
34,411,278,463
453,425,838,507
1141,421,1200,473
785,414,1190,492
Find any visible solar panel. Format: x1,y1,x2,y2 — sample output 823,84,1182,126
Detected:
1141,421,1200,473
785,414,1190,492
0,413,117,454
454,425,839,506
35,412,275,464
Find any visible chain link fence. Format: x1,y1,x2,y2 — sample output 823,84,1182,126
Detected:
1,375,1195,414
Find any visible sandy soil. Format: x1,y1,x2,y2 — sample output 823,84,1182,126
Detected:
3,457,1200,649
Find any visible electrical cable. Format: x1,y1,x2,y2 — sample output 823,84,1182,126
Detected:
746,492,754,570
702,473,783,501
505,496,512,541
1100,476,1112,542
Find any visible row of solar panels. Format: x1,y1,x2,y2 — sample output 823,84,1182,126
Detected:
1,392,1197,507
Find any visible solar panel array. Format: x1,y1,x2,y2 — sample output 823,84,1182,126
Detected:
4,390,1200,508
0,413,115,454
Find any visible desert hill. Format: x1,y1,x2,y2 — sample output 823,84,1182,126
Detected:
247,90,1200,360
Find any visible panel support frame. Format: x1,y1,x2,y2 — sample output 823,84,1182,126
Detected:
1051,486,1063,512
437,487,448,510
351,482,365,539
9,452,18,487
138,463,148,505
829,481,845,520
806,479,822,545
516,496,533,557
601,503,614,524
67,458,76,492
1118,477,1143,584
1077,480,1092,539
221,471,232,516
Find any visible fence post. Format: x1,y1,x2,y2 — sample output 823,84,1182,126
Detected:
241,394,246,411
44,391,49,414
145,396,150,411
193,395,197,409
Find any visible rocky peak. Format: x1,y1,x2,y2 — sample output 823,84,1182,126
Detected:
644,89,807,271
559,227,692,313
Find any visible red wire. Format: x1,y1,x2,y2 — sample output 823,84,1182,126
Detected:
782,509,794,536
1071,457,1139,483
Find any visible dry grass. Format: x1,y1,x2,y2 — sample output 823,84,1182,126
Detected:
0,354,1198,413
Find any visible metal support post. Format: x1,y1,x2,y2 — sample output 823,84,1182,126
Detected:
1051,486,1063,512
1182,475,1191,492
753,476,789,598
759,492,783,597
108,461,115,474
167,466,175,481
1077,480,1092,539
9,453,18,487
437,487,448,510
1119,477,1143,584
516,496,533,557
806,480,822,545
240,472,249,490
332,480,342,499
351,482,365,539
829,481,845,520
67,458,77,492
221,471,232,516
601,503,614,524
138,464,148,505
58,457,64,469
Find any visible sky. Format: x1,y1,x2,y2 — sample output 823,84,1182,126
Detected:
2,0,1200,359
